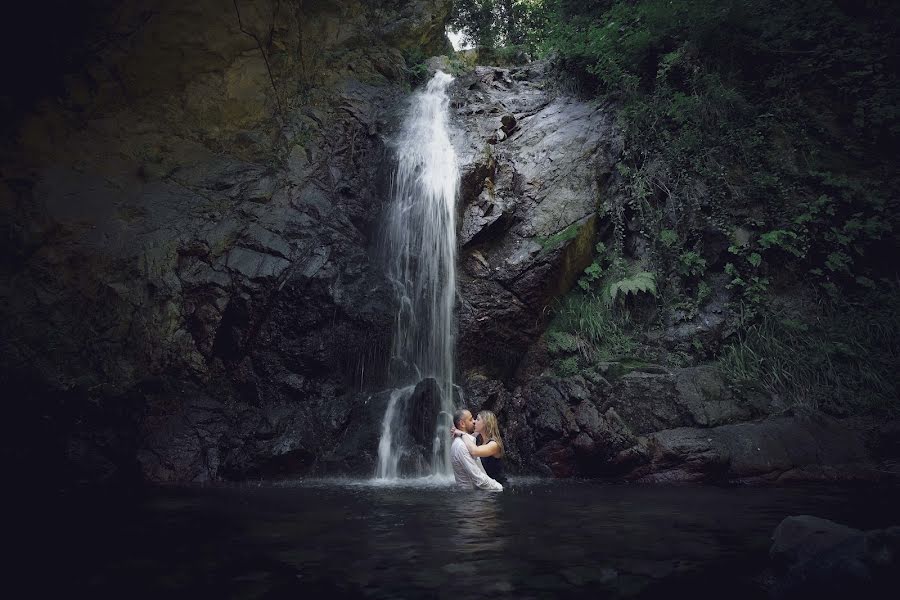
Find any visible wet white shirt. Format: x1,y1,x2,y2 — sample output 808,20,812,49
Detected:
451,433,503,491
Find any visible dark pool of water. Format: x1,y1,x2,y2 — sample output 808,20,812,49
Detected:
17,478,900,598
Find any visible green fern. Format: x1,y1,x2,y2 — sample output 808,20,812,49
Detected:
604,271,658,305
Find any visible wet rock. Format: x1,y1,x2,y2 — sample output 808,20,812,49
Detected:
408,378,444,449
873,419,900,459
459,185,513,247
241,223,292,259
498,375,636,476
603,365,756,435
320,389,394,476
771,516,862,567
485,366,783,478
461,372,511,415
137,385,229,483
449,62,623,379
500,113,517,134
770,516,900,599
621,410,874,483
457,278,534,378
226,247,291,281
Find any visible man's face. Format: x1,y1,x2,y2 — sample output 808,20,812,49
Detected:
459,410,475,434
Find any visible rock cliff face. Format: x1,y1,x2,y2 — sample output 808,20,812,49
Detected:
1,0,451,483
441,63,896,485
447,63,623,379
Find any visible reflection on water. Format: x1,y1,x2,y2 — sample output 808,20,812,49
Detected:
25,479,900,598
449,490,504,552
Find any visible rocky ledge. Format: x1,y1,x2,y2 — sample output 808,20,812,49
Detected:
463,363,900,484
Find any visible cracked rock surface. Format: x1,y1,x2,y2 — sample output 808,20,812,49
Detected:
447,63,623,379
1,0,451,483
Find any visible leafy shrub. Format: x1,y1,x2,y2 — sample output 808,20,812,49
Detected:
402,48,429,86
659,229,678,247
676,252,706,278
556,355,580,377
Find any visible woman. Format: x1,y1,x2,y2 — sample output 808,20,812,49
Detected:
451,410,507,486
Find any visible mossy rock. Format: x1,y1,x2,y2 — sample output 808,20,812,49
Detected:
545,214,598,299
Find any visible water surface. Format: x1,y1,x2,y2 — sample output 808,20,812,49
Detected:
27,479,900,598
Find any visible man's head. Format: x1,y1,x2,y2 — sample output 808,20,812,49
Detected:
453,409,474,434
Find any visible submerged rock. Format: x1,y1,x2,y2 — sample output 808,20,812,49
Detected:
770,516,900,599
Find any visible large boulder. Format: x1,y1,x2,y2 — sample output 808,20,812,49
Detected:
770,516,900,599
448,63,623,380
474,366,759,477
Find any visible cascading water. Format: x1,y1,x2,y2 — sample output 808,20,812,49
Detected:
375,71,459,480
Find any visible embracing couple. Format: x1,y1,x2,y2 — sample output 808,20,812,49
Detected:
449,409,506,492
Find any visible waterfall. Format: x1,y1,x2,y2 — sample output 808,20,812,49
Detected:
375,71,459,480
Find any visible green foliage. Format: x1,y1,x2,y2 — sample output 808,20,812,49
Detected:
450,0,499,48
724,261,770,311
461,0,900,412
659,229,678,247
549,237,656,375
695,280,712,305
719,288,900,414
577,241,607,291
546,330,579,354
577,261,602,292
676,251,706,278
757,230,804,257
402,48,429,86
603,271,657,306
450,0,552,53
537,222,581,251
546,291,640,370
540,0,899,316
556,355,581,377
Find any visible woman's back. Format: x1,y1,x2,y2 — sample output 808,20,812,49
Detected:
477,435,507,485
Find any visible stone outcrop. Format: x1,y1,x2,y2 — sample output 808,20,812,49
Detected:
447,63,623,379
466,362,895,482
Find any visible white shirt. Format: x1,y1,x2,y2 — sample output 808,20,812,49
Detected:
451,433,503,491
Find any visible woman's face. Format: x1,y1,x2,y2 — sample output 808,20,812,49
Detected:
474,414,485,435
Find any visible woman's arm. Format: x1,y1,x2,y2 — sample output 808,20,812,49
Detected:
463,436,498,458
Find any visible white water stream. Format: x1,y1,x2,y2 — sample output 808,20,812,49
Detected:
375,71,459,480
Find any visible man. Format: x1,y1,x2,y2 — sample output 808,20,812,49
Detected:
450,409,503,491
